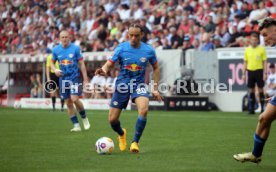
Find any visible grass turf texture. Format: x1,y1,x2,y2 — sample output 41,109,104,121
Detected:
0,108,276,172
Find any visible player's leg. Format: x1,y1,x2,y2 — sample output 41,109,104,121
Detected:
56,89,65,111
50,91,56,111
66,98,81,132
109,107,123,134
71,95,90,130
253,103,276,154
50,74,59,111
247,71,256,114
70,78,90,130
233,101,276,163
54,76,64,111
109,91,129,151
109,107,127,151
256,70,265,112
60,80,81,132
130,96,149,153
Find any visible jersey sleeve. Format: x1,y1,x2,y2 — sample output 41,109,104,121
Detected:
52,49,57,61
109,45,122,64
149,49,158,65
75,46,83,61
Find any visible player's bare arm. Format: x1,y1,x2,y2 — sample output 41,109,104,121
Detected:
152,62,163,102
242,60,247,82
78,60,89,84
46,65,51,81
50,60,62,77
95,60,114,76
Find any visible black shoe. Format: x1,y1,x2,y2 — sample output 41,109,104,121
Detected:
248,111,255,115
61,108,64,112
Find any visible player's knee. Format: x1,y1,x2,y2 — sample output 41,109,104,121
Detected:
71,97,79,103
108,117,117,124
258,114,272,125
138,107,148,116
66,102,74,109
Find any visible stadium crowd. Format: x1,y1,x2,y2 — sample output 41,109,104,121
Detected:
0,0,276,55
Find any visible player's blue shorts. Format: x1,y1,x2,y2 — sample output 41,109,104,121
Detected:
110,86,149,109
269,96,276,106
59,78,82,100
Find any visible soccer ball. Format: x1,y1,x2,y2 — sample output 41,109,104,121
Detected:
95,137,114,154
13,101,21,109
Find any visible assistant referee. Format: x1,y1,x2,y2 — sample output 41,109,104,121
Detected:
243,33,267,114
46,54,64,111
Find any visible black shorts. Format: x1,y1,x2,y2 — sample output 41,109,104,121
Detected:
247,69,264,88
49,73,60,89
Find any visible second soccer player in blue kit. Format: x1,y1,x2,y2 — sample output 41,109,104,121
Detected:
51,30,90,132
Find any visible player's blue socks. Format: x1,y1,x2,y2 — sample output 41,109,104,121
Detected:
70,115,79,124
133,115,147,143
252,133,266,157
79,110,86,119
61,99,65,110
111,121,124,136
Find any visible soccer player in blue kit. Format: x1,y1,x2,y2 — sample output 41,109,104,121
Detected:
234,18,276,163
95,24,163,153
50,30,90,132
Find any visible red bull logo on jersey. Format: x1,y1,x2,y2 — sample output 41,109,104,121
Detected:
60,59,73,65
124,64,142,72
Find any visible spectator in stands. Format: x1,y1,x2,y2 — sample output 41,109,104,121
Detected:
1,0,276,54
192,38,201,50
220,24,231,47
227,24,242,47
140,18,151,43
105,70,114,99
80,41,92,52
213,35,223,48
30,74,38,98
170,68,198,96
201,32,215,51
35,73,43,98
90,73,106,99
204,15,216,33
248,1,269,23
0,74,14,94
170,27,182,49
182,35,194,51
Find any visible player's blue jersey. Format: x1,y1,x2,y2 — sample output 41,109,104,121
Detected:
52,43,83,81
109,41,157,86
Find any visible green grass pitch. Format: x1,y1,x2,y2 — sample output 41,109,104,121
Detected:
0,108,276,172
